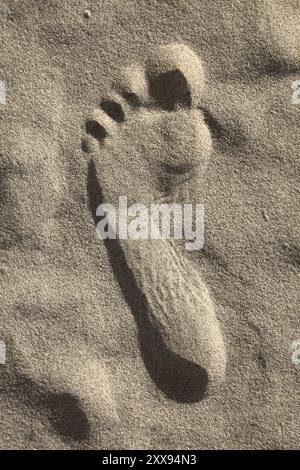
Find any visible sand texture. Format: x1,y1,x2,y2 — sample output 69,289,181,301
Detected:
0,0,300,450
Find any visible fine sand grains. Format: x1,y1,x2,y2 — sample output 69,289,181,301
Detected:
0,0,300,450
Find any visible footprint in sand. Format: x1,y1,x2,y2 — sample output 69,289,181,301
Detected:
84,43,226,402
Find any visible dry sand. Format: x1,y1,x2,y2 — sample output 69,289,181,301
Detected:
0,0,300,450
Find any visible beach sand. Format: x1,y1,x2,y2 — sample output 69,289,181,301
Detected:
0,0,299,449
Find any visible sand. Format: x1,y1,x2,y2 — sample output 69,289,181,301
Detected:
0,0,299,450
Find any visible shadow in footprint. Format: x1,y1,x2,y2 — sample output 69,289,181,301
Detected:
200,106,247,148
280,241,300,268
87,161,208,403
100,100,125,123
149,70,192,111
44,392,91,442
10,373,91,444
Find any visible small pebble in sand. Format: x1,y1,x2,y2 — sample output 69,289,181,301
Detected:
262,210,269,221
84,9,91,19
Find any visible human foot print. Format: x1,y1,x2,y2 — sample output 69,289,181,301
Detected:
84,43,226,402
